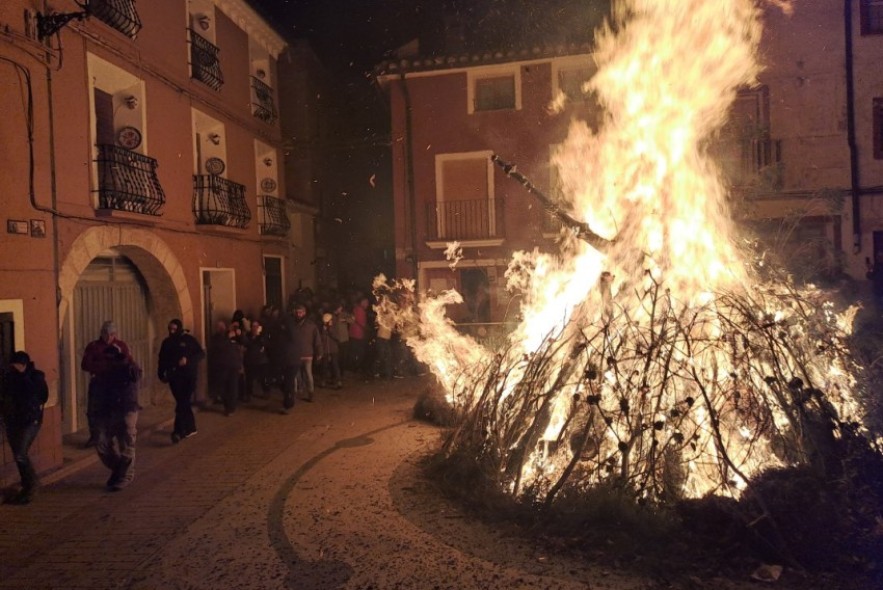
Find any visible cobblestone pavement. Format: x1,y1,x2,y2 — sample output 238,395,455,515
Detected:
0,376,658,590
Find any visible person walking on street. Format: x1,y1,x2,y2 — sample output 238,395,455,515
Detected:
319,313,343,389
81,321,132,448
207,321,242,416
348,296,370,376
332,302,352,373
1,351,49,505
284,303,322,404
157,319,204,443
243,320,271,400
93,341,142,491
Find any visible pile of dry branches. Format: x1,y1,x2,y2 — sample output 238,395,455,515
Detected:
440,275,874,508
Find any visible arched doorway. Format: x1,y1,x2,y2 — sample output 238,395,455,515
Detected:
58,227,194,435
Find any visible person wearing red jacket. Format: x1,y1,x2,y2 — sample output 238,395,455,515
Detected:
81,321,132,448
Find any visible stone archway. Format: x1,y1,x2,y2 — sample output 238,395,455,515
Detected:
57,226,194,432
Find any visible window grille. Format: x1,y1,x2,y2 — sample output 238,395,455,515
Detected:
189,29,224,91
95,144,165,216
258,195,290,236
193,175,250,228
89,0,142,39
251,77,277,123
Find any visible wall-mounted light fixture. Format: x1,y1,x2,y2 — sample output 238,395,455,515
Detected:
255,68,267,80
197,14,211,31
263,157,273,167
208,133,221,146
124,95,139,110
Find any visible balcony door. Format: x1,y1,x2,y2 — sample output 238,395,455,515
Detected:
435,152,496,240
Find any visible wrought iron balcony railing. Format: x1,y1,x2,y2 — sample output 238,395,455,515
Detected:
425,198,505,240
94,144,165,216
193,175,250,229
89,0,142,38
258,194,290,236
189,29,223,91
250,76,277,123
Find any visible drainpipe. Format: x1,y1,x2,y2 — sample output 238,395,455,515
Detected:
399,73,419,282
845,0,862,253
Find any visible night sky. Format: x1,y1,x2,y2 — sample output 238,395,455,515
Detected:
251,0,609,73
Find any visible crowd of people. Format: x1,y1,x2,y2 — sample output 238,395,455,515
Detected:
0,286,425,504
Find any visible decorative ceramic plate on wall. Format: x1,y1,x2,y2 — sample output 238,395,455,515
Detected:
260,178,277,193
116,126,142,150
205,157,225,176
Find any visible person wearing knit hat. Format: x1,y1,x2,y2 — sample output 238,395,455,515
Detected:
158,318,205,443
2,351,49,505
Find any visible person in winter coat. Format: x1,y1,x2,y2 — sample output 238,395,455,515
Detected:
1,351,49,505
282,303,322,407
157,319,205,443
207,321,243,416
81,321,132,447
93,344,142,491
319,313,342,389
243,320,271,400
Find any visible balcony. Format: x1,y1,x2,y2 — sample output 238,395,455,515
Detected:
258,195,290,237
250,76,277,123
94,144,165,216
189,29,223,91
425,198,505,241
89,0,142,38
193,175,250,229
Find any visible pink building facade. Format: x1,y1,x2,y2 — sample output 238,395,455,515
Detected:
0,0,294,482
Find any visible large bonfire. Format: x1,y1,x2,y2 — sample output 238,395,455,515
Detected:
376,0,878,505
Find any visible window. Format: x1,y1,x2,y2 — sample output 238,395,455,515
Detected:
192,110,249,228
468,67,521,114
263,256,284,310
861,0,883,35
250,40,276,123
431,152,502,240
90,0,142,39
474,76,515,111
192,109,227,176
187,1,223,90
87,54,164,215
255,141,289,236
874,98,883,159
712,86,781,187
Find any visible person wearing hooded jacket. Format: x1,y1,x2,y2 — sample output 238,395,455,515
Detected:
158,319,205,443
1,351,49,505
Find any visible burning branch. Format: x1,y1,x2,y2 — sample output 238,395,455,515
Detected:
490,154,614,251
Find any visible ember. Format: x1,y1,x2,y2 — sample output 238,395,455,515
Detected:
375,0,879,506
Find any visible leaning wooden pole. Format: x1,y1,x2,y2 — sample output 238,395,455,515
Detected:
490,154,614,251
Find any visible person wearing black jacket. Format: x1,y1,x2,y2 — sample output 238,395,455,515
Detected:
158,319,205,443
1,351,49,505
94,345,142,491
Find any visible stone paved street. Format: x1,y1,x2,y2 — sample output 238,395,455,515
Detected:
0,376,658,590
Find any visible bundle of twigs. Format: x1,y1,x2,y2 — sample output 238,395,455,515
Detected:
440,276,872,508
